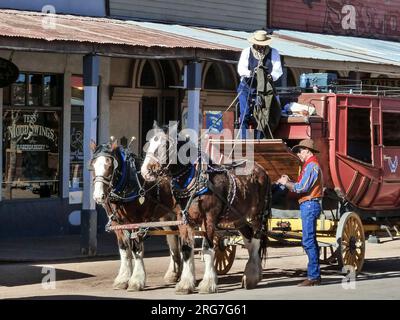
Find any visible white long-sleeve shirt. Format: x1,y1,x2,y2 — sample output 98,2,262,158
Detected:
237,47,283,81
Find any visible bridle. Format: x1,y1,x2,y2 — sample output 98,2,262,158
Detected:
90,147,121,196
145,132,174,175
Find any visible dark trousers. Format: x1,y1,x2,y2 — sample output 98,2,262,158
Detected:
237,79,264,139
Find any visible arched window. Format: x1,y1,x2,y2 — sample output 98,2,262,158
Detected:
140,61,157,87
204,63,236,90
159,60,177,88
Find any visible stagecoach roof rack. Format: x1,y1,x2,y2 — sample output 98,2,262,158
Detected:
276,83,400,97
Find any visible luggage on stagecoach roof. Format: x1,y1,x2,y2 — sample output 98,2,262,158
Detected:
299,72,337,92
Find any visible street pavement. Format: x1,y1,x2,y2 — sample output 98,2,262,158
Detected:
0,236,399,300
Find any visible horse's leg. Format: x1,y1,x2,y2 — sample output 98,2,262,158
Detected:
175,226,196,294
127,239,146,291
239,225,262,289
198,234,218,294
164,232,182,284
113,234,133,290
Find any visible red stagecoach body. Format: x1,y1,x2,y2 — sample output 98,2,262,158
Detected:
274,93,400,212
207,92,400,214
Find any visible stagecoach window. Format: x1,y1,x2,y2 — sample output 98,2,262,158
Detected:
2,72,63,200
382,112,400,147
347,108,372,164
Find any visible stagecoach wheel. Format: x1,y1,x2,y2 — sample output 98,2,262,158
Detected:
336,211,365,274
213,234,236,275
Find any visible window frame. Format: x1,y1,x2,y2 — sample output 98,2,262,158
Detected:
382,111,400,147
2,71,64,201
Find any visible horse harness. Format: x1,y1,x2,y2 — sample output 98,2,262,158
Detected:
171,159,250,229
92,146,175,241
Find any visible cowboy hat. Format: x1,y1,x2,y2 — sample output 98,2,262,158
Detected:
292,139,319,154
248,30,273,46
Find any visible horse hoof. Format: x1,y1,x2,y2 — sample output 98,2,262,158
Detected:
175,288,194,295
198,280,218,294
242,275,258,290
198,287,218,294
127,283,144,292
175,283,195,295
113,281,129,290
164,273,180,284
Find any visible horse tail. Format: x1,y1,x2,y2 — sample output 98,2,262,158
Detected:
260,174,272,266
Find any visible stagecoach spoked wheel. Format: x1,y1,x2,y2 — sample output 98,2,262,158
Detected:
336,211,365,274
213,234,236,275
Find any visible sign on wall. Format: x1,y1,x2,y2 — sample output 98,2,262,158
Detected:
269,0,400,41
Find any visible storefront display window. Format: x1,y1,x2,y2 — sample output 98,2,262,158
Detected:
2,73,63,200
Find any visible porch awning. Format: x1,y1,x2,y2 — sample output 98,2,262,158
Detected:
0,9,240,61
1,8,400,75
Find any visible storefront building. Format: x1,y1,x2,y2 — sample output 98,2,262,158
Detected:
1,5,400,243
0,9,238,240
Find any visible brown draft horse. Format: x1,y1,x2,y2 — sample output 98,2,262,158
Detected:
90,138,181,291
141,124,271,294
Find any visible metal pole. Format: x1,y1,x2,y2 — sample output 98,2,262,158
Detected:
186,61,202,134
81,54,99,256
0,88,2,201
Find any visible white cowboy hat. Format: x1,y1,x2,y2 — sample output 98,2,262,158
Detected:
248,30,273,46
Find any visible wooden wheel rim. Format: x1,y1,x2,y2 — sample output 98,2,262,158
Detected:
213,235,236,275
336,212,365,274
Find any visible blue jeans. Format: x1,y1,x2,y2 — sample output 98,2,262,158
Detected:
237,80,264,139
300,200,321,280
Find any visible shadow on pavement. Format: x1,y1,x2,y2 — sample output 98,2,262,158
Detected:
0,265,94,287
7,295,137,300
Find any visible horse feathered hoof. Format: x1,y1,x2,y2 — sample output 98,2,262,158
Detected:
175,281,195,295
127,281,145,292
198,278,218,294
164,272,180,284
175,288,194,295
112,280,129,290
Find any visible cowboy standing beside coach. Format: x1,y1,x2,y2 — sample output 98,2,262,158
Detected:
237,30,283,139
277,139,323,286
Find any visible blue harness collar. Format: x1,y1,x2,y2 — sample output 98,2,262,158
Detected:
110,147,143,202
172,164,208,197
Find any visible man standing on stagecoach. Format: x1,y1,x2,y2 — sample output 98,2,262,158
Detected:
277,139,323,286
237,30,283,139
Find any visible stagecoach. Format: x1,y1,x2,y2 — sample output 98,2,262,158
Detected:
208,89,400,275
95,88,400,290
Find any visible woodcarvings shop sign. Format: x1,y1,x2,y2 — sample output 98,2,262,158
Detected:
0,57,19,88
269,0,400,41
